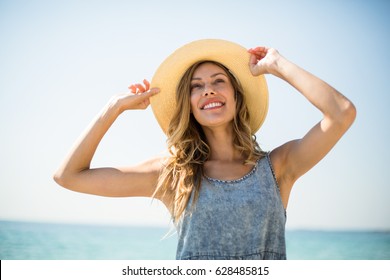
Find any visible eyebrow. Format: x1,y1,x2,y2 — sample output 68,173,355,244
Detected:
191,72,228,80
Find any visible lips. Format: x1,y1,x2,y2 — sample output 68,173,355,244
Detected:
200,99,225,110
202,102,224,110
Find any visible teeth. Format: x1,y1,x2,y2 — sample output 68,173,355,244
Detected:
203,102,223,109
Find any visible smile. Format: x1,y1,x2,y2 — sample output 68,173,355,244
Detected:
201,102,225,110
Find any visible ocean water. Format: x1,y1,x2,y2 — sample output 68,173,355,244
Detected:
1,220,389,260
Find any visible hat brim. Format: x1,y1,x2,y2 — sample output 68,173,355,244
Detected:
150,39,268,134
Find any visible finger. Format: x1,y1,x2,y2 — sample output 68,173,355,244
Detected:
132,88,159,109
248,52,263,63
251,46,267,52
145,87,160,96
248,51,263,61
134,83,146,93
128,84,137,94
143,79,150,91
249,53,258,65
134,87,160,100
248,46,268,57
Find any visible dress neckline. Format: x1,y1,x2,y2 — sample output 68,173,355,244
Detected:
203,158,260,184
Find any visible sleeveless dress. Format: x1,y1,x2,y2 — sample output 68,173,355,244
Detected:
176,153,287,260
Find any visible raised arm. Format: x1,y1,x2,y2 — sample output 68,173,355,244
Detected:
53,80,163,199
248,47,356,208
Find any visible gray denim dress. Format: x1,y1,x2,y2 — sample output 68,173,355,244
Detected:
176,154,287,260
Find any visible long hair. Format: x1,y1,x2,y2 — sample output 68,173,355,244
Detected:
153,61,265,222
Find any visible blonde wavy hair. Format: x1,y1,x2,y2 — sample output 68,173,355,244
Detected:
153,61,265,222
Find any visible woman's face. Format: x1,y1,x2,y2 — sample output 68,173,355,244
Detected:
190,62,236,130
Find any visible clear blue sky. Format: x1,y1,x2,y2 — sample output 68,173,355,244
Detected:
0,0,389,230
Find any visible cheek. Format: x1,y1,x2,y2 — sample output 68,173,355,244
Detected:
190,93,199,112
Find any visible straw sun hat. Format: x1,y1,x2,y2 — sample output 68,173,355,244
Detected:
150,39,268,134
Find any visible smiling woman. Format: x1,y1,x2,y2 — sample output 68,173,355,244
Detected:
54,39,356,260
156,57,265,227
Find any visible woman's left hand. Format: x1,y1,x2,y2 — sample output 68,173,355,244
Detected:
248,46,281,77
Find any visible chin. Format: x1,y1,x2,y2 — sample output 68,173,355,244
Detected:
198,119,234,130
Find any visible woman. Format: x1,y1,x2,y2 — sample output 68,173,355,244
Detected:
54,39,356,259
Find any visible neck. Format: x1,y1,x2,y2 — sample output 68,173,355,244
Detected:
203,125,243,162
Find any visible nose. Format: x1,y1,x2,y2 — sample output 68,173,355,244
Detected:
202,84,215,96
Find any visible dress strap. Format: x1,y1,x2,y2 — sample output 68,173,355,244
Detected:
266,152,281,192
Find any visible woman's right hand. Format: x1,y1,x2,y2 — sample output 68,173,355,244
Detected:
113,79,160,112
53,78,163,199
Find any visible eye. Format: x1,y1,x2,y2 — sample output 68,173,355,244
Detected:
191,83,202,90
214,79,225,84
